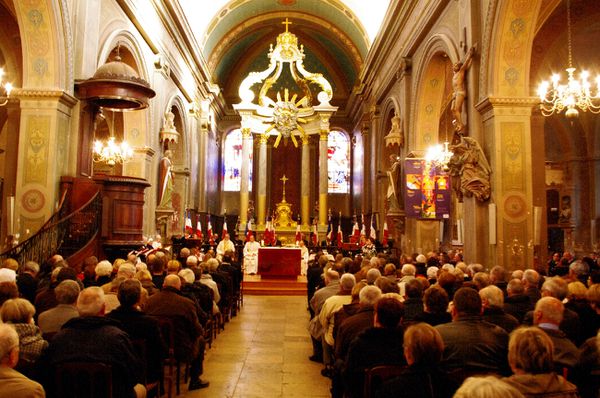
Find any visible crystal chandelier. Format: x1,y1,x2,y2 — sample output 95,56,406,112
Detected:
92,110,133,166
425,141,453,171
93,137,133,166
537,0,600,118
0,67,14,106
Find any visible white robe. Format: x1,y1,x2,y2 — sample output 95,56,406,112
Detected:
243,241,261,274
216,239,235,261
300,246,309,275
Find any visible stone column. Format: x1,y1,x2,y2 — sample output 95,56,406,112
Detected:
301,135,310,227
476,97,538,270
239,127,252,226
257,133,268,228
15,90,77,235
319,129,329,226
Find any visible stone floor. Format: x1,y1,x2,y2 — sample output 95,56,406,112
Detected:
181,295,331,398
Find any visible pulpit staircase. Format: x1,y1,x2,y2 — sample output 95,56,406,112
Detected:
0,190,102,266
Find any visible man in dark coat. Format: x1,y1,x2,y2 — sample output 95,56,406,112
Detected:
343,296,406,398
107,279,166,384
479,285,519,333
402,278,425,322
41,286,145,398
504,279,533,323
435,287,509,377
144,274,209,390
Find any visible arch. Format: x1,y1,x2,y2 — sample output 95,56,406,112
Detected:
163,95,190,167
13,0,70,90
328,129,350,194
96,28,151,82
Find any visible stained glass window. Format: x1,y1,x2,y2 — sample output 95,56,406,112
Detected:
223,129,252,191
328,130,350,193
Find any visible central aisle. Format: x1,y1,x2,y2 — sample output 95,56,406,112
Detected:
183,295,331,398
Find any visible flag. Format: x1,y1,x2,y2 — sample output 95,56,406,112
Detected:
326,214,332,244
337,221,344,247
207,216,215,245
311,220,318,246
271,218,277,245
222,218,228,240
195,218,203,240
360,213,367,237
295,223,302,244
264,216,273,246
245,220,253,242
370,215,377,241
185,213,193,236
350,216,360,243
382,221,389,246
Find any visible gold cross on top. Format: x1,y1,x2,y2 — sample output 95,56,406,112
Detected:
280,174,289,199
282,18,292,32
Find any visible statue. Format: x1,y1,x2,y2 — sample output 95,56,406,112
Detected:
163,111,175,131
384,112,404,148
158,150,174,208
451,46,476,132
448,136,491,202
386,155,402,213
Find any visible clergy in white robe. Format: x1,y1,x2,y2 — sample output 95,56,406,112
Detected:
243,235,261,274
216,233,235,261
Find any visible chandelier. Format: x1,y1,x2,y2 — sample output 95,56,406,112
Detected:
425,141,453,171
0,67,14,106
92,110,133,166
537,0,600,118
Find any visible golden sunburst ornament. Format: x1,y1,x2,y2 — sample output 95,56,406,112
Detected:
264,89,308,148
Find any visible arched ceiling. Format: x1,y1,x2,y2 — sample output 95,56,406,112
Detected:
178,0,391,111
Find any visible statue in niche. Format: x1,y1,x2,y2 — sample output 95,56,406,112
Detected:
448,136,491,202
451,46,476,132
158,150,174,208
386,154,402,213
163,111,175,131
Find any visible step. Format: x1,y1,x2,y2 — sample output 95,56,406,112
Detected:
243,275,308,296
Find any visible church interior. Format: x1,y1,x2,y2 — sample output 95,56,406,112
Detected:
0,1,600,397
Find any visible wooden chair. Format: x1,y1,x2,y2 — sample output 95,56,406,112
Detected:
55,362,112,398
155,317,190,396
132,338,171,398
363,365,407,398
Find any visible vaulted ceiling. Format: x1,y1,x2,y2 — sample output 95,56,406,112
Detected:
178,0,391,111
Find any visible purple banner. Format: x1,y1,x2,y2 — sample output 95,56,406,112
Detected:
404,159,451,219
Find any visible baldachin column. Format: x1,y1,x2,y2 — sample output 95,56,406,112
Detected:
319,128,329,226
301,135,310,226
239,127,252,226
257,133,268,228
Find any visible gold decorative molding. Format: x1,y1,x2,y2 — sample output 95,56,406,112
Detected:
15,89,78,107
241,127,252,138
319,130,329,141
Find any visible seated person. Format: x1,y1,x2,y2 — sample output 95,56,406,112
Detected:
343,295,406,398
503,327,578,397
375,323,460,398
0,298,48,367
454,376,525,398
41,287,145,398
0,323,45,398
37,280,80,335
107,279,166,385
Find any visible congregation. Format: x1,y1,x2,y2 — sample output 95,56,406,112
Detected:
306,248,600,398
0,243,599,398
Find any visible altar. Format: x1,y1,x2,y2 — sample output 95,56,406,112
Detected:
258,247,301,279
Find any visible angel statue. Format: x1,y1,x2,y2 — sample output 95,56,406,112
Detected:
448,136,491,202
386,155,402,212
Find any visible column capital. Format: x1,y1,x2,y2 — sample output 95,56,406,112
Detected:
259,133,269,144
241,127,252,138
301,134,309,145
319,130,329,141
475,96,539,115
360,121,369,137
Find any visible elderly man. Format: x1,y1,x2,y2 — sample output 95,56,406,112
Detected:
308,269,340,363
42,287,145,398
0,323,45,398
479,285,519,333
436,287,509,377
522,269,542,303
37,280,80,335
145,275,209,390
320,273,356,374
533,296,579,373
243,234,261,275
16,261,40,304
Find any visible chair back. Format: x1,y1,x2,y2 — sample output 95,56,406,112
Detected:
363,365,406,398
55,362,112,398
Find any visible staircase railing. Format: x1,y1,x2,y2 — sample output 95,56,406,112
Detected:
0,190,102,265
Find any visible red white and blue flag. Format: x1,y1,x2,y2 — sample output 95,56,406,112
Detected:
295,222,302,245
222,219,228,240
195,218,203,240
245,220,253,242
326,214,332,244
350,216,360,243
382,221,389,246
337,218,344,247
185,213,194,236
360,213,367,237
207,216,215,245
370,215,377,241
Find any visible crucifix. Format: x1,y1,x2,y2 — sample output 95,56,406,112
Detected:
280,174,289,201
282,18,292,32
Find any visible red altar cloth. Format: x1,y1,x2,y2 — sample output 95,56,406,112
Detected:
258,247,301,279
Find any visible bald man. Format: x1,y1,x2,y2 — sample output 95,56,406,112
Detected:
145,275,209,390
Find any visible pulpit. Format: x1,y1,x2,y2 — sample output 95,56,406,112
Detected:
258,247,301,279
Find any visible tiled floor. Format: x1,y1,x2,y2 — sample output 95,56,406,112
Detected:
182,295,331,398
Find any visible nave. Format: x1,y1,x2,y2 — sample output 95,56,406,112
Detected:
182,296,330,398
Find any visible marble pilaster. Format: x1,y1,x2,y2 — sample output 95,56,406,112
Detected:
239,127,252,226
